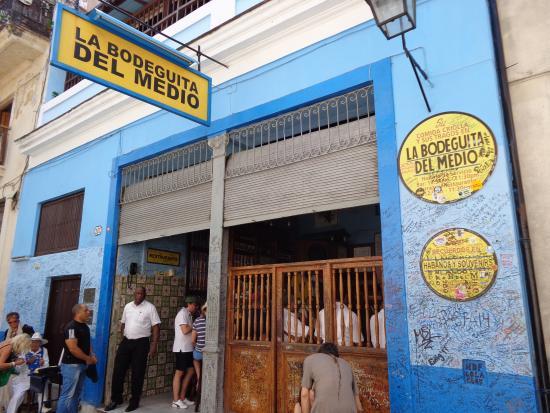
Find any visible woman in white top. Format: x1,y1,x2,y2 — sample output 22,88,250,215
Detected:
1,334,32,413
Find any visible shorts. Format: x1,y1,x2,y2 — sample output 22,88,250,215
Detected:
193,350,203,361
175,351,194,371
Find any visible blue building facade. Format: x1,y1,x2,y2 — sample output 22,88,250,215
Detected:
2,0,542,411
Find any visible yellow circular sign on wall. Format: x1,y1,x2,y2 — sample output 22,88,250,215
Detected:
420,228,498,302
398,112,497,204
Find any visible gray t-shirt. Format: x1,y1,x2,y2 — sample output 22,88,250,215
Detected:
301,353,357,413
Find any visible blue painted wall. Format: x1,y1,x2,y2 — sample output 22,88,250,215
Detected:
387,0,537,410
43,66,68,103
3,0,540,410
42,82,107,123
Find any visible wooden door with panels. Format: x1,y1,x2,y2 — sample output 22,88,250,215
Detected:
44,275,81,365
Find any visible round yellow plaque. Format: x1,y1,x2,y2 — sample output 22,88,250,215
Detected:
420,228,498,301
398,112,497,204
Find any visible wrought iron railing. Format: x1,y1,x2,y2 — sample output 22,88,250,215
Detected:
64,0,212,90
226,85,376,178
64,72,83,91
120,139,212,204
0,0,53,37
129,0,211,36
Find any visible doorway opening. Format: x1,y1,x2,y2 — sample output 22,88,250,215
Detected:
230,204,382,266
224,205,390,412
44,275,82,365
106,231,209,404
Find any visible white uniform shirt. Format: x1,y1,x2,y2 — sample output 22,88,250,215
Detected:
283,308,309,341
318,302,363,345
173,307,194,353
121,300,161,339
370,308,386,349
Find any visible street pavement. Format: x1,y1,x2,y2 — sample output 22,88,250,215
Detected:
96,393,199,413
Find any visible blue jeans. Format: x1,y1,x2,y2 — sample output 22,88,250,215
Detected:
57,363,87,413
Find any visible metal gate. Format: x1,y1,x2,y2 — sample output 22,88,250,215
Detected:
118,140,213,245
223,85,378,228
224,257,390,412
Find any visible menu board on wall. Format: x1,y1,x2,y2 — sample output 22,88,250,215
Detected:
398,112,497,204
420,228,498,301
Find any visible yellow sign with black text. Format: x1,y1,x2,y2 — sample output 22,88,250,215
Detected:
398,112,497,204
52,6,210,124
420,228,498,301
147,248,181,266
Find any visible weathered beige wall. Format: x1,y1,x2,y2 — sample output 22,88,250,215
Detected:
497,0,550,367
84,0,99,11
0,35,49,317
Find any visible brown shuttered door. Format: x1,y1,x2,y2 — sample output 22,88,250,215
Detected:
0,107,11,165
0,199,5,235
35,192,84,256
44,275,81,364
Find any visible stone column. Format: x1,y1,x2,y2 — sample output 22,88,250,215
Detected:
0,193,15,316
201,134,229,413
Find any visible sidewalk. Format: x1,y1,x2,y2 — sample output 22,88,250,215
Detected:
96,393,199,413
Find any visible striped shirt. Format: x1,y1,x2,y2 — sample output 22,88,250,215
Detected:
192,316,206,352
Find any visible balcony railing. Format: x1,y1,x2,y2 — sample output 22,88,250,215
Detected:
0,0,54,38
129,0,211,36
63,0,211,91
64,72,83,91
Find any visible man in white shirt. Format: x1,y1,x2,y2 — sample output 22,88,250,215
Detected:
370,307,386,349
283,308,310,342
105,287,160,412
318,302,363,346
171,297,199,409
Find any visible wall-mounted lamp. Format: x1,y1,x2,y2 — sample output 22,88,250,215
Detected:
365,0,416,39
364,0,431,112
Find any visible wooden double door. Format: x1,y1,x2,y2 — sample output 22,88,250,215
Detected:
224,258,390,413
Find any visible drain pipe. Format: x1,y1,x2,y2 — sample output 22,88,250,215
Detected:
487,1,550,411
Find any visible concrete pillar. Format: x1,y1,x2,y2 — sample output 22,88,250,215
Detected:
201,134,229,413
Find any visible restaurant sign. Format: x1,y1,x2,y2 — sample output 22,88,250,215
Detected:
147,248,181,266
50,5,211,125
398,112,496,204
420,228,498,302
